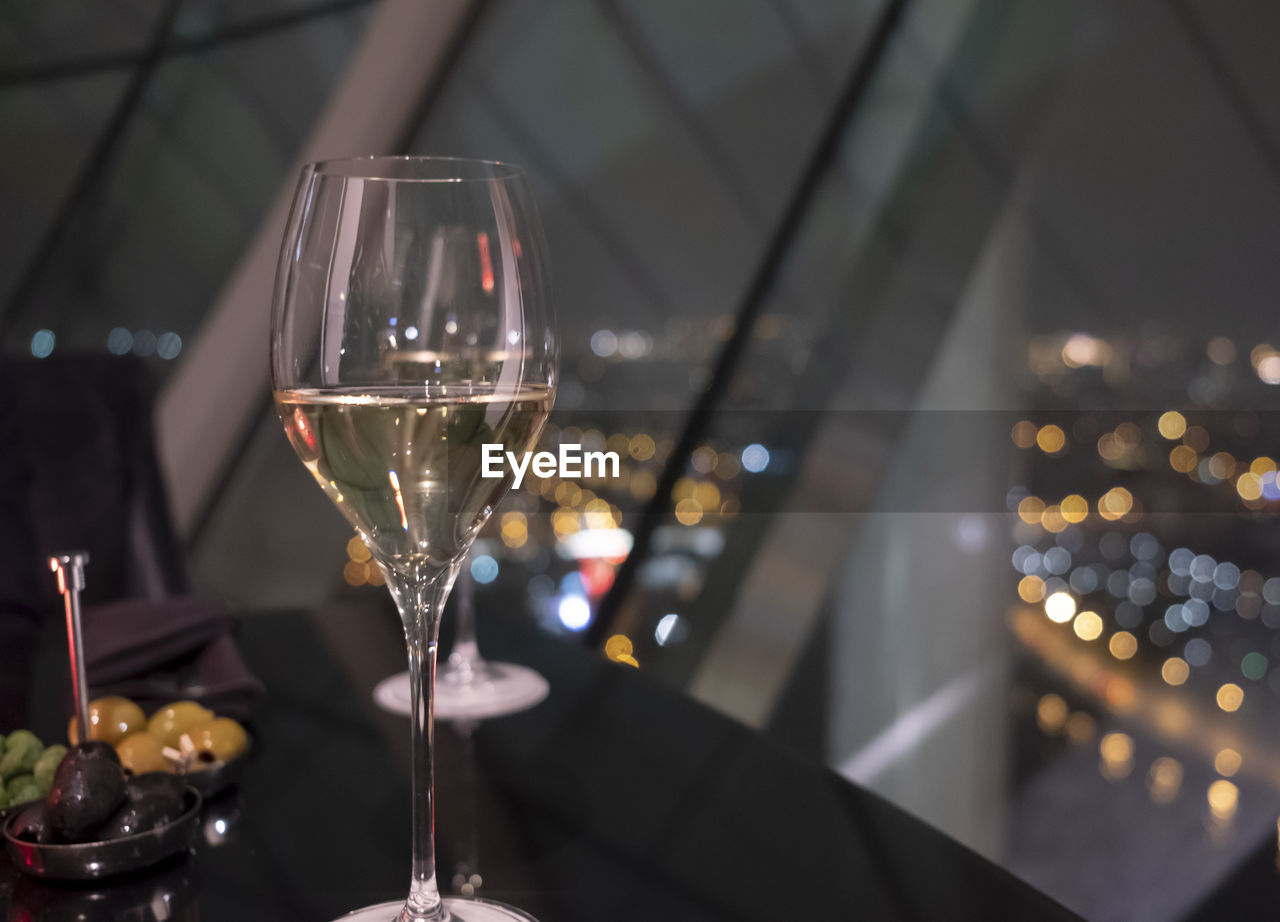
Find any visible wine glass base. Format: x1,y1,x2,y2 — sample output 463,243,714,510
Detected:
336,897,538,921
374,663,549,721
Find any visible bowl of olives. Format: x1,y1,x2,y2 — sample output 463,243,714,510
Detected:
2,742,201,880
71,696,252,798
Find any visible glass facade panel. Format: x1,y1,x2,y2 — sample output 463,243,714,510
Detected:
0,3,372,369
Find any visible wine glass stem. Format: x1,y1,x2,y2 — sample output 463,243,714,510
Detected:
387,564,459,922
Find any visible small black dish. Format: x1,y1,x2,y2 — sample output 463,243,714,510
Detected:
2,787,201,880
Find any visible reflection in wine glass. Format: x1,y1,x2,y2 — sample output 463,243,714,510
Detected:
375,557,548,721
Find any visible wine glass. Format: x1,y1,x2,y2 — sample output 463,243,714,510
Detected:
271,156,555,922
374,556,549,722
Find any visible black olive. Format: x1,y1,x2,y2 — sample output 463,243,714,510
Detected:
10,802,61,844
96,773,187,840
45,743,128,842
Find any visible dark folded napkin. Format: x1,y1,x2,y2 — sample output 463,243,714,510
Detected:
82,596,265,721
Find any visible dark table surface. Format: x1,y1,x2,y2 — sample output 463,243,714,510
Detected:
1,606,1082,921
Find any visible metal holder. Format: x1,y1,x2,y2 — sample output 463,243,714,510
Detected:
48,551,91,742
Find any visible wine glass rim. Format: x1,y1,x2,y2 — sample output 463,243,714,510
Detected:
307,155,527,183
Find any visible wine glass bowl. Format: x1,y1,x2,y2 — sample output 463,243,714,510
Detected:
271,156,555,922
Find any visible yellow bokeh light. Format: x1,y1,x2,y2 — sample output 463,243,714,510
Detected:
1036,424,1066,454
1114,422,1140,448
1169,445,1198,474
1251,456,1276,476
1208,779,1239,820
616,654,640,668
343,560,368,586
1217,683,1245,712
1237,472,1263,502
347,535,371,563
1060,494,1089,523
1162,657,1190,686
1036,694,1068,734
1100,732,1133,764
552,507,580,537
1018,496,1045,525
606,432,630,456
1157,411,1187,440
672,476,696,502
1018,575,1046,603
1209,452,1236,480
555,481,583,506
1097,433,1122,462
693,481,721,509
1073,611,1104,641
1045,592,1077,623
604,634,633,661
1041,505,1068,533
500,511,528,549
628,434,656,461
675,497,703,526
1214,749,1242,777
1098,486,1134,521
1109,631,1138,660
1011,420,1038,448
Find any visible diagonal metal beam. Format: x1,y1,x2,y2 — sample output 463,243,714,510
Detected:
587,0,911,647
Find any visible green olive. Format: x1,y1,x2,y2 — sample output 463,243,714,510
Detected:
0,730,42,780
6,773,34,797
33,744,67,791
68,696,148,745
147,701,214,748
115,732,171,775
185,718,249,764
8,782,40,807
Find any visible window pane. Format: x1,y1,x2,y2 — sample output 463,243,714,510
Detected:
1,4,372,368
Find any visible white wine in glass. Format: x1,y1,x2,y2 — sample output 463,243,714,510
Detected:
271,156,555,922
